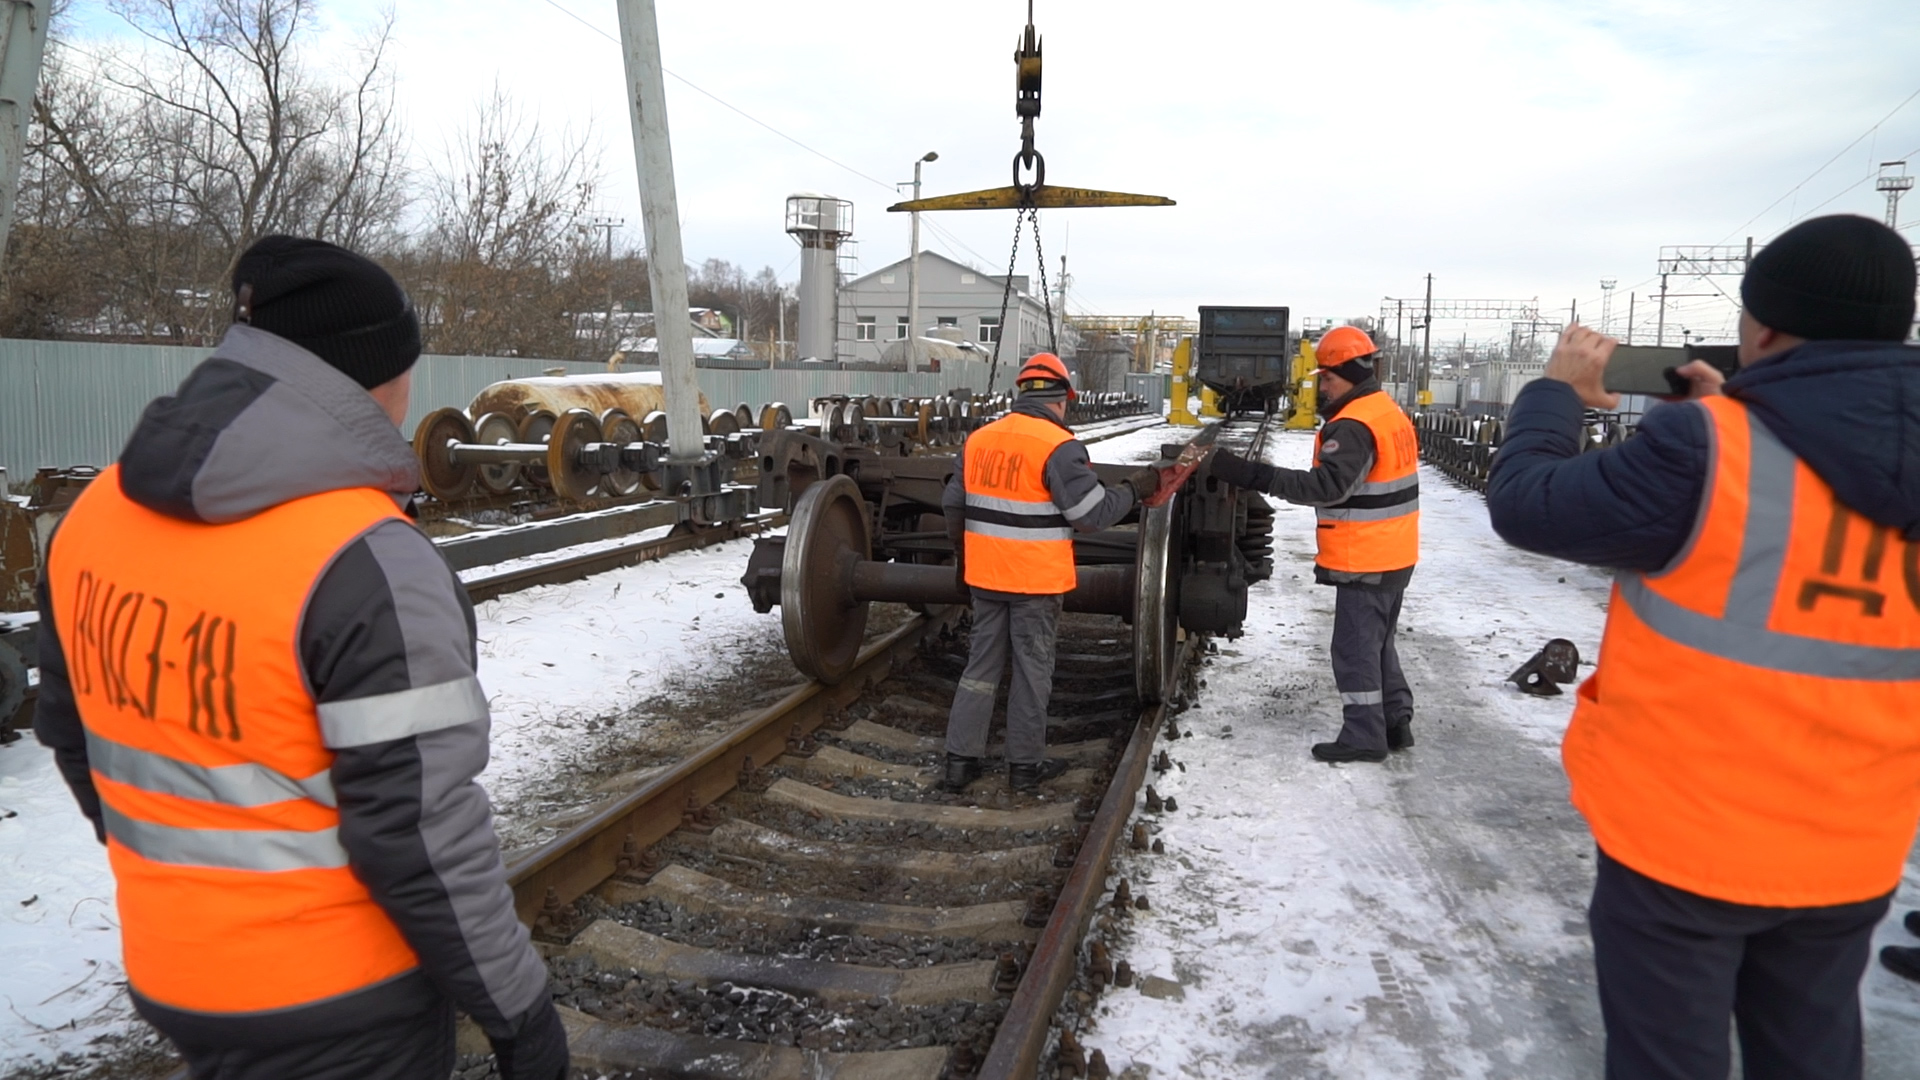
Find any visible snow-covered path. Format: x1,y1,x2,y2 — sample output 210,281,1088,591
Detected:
1083,423,1920,1078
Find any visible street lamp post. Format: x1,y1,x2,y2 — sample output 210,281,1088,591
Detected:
906,151,937,371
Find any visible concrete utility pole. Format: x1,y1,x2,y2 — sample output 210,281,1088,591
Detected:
1656,273,1669,347
586,214,625,355
0,1,49,267
1420,273,1433,401
905,151,936,372
616,0,704,462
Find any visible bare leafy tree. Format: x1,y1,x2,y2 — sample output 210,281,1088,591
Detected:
412,83,601,358
6,0,408,342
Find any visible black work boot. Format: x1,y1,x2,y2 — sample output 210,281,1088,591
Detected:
1008,758,1070,792
936,754,983,794
1881,946,1920,984
1386,721,1415,751
1311,741,1388,764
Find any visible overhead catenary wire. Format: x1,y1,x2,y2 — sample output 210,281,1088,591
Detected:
541,0,898,196
1713,85,1920,247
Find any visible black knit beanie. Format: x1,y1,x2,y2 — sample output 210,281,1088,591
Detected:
1740,215,1915,341
1322,356,1374,385
231,235,422,389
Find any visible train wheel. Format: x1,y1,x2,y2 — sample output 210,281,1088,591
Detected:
413,407,477,502
780,474,871,684
600,410,644,496
548,409,603,502
735,403,755,430
518,410,558,488
1133,495,1181,703
709,408,742,438
760,402,793,430
641,410,670,443
472,412,521,495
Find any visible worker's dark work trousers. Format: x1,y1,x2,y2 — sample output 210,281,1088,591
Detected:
163,994,455,1080
1329,585,1412,752
946,589,1063,765
1589,849,1891,1080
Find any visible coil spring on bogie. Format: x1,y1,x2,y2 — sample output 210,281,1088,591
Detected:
1237,493,1275,582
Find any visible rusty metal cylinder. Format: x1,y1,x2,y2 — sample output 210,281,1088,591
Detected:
465,372,711,423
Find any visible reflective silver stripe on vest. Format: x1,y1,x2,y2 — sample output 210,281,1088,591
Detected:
1616,414,1920,682
317,676,491,750
1316,500,1421,522
87,732,337,809
965,519,1074,542
101,803,350,871
965,492,1061,517
1354,474,1420,496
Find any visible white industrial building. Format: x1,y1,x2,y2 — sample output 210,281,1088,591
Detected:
838,251,1075,369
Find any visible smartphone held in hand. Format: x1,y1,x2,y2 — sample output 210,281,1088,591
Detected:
1601,344,1738,397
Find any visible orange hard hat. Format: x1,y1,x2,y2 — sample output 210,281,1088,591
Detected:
1016,352,1077,400
1315,326,1378,370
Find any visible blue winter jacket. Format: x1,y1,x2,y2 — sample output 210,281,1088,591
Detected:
1487,340,1920,569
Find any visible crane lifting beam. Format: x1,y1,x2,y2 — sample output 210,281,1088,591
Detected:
890,185,1173,213
887,3,1173,214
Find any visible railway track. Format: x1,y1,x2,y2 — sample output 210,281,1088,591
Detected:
484,610,1202,1080
0,413,1166,745
451,415,1270,1080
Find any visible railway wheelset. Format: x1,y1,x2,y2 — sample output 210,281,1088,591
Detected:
1415,412,1509,492
741,418,1277,703
406,372,1152,511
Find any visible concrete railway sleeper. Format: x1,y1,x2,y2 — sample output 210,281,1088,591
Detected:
461,611,1204,1080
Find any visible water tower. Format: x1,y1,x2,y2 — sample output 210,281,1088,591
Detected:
785,194,854,361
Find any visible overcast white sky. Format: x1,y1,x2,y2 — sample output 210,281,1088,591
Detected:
60,0,1920,344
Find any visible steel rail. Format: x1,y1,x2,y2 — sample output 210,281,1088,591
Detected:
503,608,957,922
976,631,1199,1080
979,414,1266,1079
462,514,785,604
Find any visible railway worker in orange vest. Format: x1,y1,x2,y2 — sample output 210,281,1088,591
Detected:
1207,326,1421,763
31,237,566,1080
937,353,1165,793
1487,214,1919,1080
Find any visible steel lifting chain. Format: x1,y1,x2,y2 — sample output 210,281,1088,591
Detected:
986,209,1028,394
1032,211,1058,357
984,205,1058,395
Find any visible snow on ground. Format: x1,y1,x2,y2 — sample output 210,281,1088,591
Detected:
7,413,1917,1074
1081,423,1920,1078
0,734,139,1069
0,410,1162,1068
471,534,796,847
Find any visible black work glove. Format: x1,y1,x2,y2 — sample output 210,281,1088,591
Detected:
491,998,569,1080
1207,450,1269,491
1123,466,1162,501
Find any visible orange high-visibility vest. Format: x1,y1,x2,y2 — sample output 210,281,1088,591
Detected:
962,412,1077,594
1315,392,1420,573
1566,396,1920,907
45,465,422,1014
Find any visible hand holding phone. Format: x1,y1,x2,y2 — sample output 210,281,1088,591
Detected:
1544,323,1622,410
1601,344,1739,398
